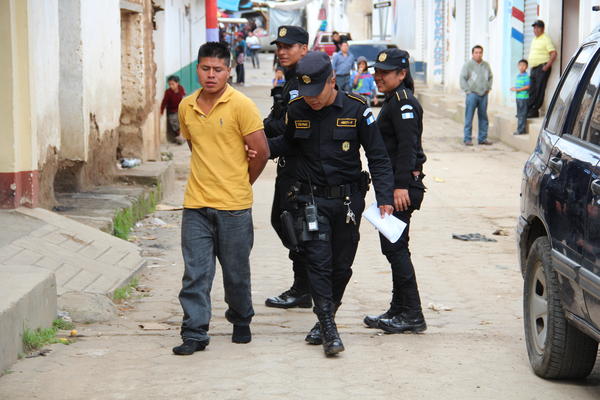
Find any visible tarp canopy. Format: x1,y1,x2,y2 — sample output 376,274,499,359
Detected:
218,17,249,24
217,0,240,11
261,0,314,10
268,8,302,38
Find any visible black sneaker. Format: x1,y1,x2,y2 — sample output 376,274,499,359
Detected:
172,339,209,355
232,325,252,344
265,288,312,309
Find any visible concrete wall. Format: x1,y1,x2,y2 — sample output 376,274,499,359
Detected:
82,0,122,138
59,0,122,163
29,0,61,166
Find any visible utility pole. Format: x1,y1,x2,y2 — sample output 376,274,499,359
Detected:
206,0,218,42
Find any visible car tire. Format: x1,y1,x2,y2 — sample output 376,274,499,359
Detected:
523,236,598,379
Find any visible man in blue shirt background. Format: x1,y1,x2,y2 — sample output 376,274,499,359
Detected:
332,41,355,92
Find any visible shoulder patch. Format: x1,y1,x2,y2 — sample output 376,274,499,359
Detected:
289,96,304,104
400,104,414,111
345,93,367,104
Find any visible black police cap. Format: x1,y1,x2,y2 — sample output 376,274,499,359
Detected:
372,48,410,71
271,25,309,45
296,51,333,97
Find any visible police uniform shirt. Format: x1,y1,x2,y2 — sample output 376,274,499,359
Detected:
271,91,394,207
377,82,427,189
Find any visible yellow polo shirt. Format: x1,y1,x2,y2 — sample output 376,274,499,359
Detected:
528,33,556,68
178,85,263,210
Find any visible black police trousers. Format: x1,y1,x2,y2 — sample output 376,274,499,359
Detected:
378,187,424,316
298,191,365,306
271,174,310,293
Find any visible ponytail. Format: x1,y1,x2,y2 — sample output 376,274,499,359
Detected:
402,68,415,93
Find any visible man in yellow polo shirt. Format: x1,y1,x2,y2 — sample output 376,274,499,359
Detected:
173,42,270,356
527,20,557,118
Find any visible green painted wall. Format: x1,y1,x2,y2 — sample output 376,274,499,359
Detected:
166,61,201,93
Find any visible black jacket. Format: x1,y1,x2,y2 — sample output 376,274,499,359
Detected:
269,91,394,206
377,82,427,189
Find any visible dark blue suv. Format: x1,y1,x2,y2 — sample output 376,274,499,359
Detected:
519,28,600,379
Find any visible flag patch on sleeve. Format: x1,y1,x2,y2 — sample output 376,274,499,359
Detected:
401,112,414,120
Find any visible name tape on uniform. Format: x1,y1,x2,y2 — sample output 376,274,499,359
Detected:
336,118,357,128
295,120,311,129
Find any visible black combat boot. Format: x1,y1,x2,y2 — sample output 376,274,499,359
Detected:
305,303,341,345
265,287,312,309
314,301,344,356
363,311,395,329
378,311,427,334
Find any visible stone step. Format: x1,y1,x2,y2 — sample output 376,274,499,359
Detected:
54,161,174,238
0,265,57,372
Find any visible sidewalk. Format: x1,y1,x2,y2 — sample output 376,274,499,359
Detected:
415,83,544,153
0,160,174,372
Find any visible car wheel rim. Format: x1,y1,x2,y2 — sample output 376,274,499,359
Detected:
529,260,548,355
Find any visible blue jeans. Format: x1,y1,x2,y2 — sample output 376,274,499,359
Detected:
179,207,255,342
464,93,489,143
516,98,528,134
337,74,351,92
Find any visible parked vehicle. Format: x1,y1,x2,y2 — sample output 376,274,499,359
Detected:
519,26,600,379
348,40,398,101
311,31,351,56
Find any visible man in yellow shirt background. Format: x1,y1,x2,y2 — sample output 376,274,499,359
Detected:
527,20,557,118
173,42,270,356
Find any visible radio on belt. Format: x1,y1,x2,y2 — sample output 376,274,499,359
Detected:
304,203,319,232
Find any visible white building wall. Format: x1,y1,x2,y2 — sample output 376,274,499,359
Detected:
81,0,122,138
163,0,205,91
28,0,60,165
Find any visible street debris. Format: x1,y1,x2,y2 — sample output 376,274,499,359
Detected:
492,229,510,236
452,233,497,242
135,222,144,228
156,204,183,211
25,349,52,358
138,323,172,331
120,158,141,168
161,151,174,161
433,176,445,183
149,217,167,226
428,303,453,312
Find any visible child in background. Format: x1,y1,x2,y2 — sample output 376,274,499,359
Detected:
351,56,378,106
273,67,286,87
511,59,530,135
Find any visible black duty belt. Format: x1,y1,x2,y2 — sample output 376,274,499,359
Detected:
297,181,359,199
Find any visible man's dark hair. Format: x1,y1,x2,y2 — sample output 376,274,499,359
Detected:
472,45,483,53
167,75,180,83
197,42,231,67
332,31,339,35
518,59,528,66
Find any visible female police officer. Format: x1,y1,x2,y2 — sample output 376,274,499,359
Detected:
363,49,428,333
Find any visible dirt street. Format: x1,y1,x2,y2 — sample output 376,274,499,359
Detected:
1,55,599,399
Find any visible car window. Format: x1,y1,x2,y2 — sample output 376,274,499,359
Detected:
570,56,600,139
545,45,596,134
349,44,389,61
586,95,600,146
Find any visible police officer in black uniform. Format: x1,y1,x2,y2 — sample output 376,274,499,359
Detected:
363,49,428,333
269,51,394,356
263,26,312,309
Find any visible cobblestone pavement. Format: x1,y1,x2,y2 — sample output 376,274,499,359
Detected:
1,54,599,399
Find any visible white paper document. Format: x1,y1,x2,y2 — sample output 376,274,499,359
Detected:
362,203,407,243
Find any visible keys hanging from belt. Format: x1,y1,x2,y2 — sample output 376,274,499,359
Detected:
344,197,356,225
